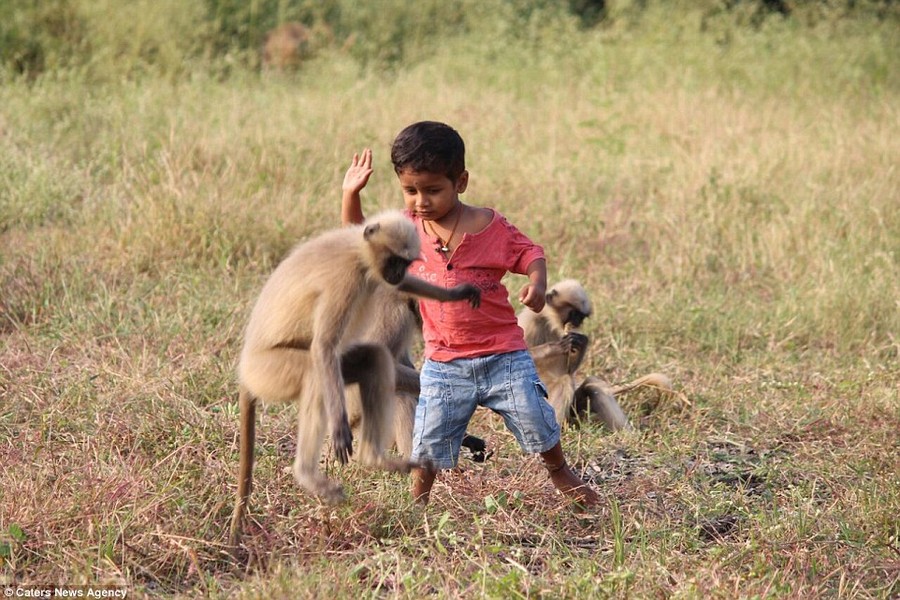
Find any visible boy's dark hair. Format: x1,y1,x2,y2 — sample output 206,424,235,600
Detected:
390,121,466,182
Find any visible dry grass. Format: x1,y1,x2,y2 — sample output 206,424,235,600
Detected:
1,11,898,599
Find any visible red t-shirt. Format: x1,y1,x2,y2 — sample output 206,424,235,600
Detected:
407,209,545,361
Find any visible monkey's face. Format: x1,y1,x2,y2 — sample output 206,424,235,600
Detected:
546,280,592,330
363,213,421,285
565,308,589,329
382,254,413,285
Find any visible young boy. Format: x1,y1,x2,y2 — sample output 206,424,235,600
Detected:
341,121,598,507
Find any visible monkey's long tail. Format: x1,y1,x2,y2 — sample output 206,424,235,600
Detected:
610,372,691,407
229,386,256,555
610,372,673,395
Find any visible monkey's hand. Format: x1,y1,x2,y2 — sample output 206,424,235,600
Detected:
331,415,354,464
449,283,481,308
562,332,589,355
561,332,589,374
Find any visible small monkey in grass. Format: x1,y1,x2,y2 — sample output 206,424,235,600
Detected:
519,279,672,431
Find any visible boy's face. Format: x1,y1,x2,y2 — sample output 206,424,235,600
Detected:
397,169,468,221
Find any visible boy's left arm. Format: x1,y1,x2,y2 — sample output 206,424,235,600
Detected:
519,258,547,313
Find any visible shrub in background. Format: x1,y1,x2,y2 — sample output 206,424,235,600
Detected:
0,0,206,79
0,0,896,80
0,0,84,76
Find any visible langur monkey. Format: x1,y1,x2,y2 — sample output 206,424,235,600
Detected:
518,279,673,431
229,211,480,551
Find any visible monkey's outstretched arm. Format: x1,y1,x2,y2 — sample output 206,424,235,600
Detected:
397,275,481,308
311,293,354,464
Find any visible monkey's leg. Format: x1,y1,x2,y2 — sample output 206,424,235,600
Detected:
395,360,421,395
394,354,420,458
541,373,576,428
574,376,633,432
391,354,419,458
229,385,256,554
392,392,417,458
344,344,422,472
292,382,346,503
241,347,346,503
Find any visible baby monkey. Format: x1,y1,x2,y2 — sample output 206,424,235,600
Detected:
519,279,672,430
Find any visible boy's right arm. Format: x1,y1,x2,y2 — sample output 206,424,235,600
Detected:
341,148,373,226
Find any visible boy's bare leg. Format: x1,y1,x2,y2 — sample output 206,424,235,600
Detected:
540,441,600,507
411,466,437,504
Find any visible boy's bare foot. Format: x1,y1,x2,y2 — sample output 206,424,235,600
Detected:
540,441,600,507
547,462,600,507
411,465,437,505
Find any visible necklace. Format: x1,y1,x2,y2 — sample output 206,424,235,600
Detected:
425,203,463,253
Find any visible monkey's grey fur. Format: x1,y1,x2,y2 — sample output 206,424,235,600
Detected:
229,211,479,552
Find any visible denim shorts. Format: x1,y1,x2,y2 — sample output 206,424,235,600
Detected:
410,350,561,469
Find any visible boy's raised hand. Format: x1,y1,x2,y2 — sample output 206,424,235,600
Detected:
342,148,374,194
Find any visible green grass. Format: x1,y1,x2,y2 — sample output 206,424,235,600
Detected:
1,7,898,598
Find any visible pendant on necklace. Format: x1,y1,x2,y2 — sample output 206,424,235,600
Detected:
439,245,449,252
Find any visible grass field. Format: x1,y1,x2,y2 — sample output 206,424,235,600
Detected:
1,4,898,598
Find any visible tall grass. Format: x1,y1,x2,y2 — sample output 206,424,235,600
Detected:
1,4,898,598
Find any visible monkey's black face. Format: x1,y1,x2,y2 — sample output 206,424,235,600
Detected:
382,254,413,285
566,309,589,328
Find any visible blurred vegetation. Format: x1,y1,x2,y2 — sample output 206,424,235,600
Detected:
1,0,896,79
